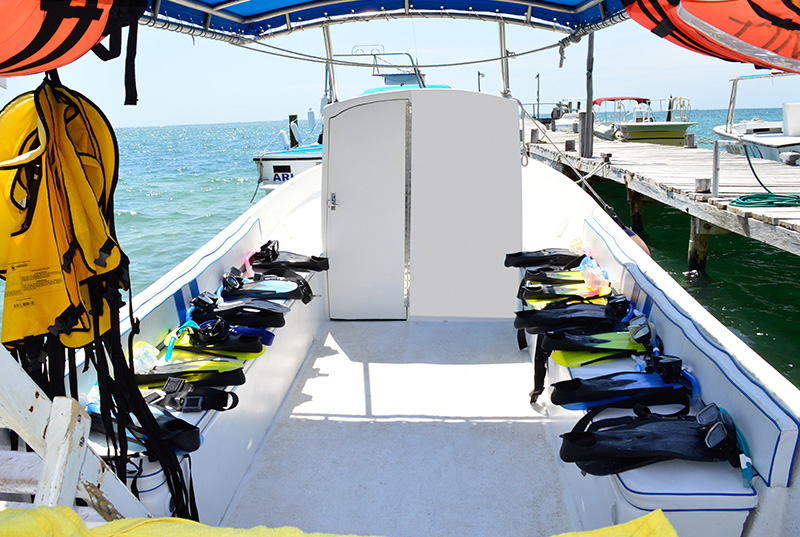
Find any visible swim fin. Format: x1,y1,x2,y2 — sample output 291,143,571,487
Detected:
221,266,313,304
522,268,585,284
163,319,265,361
134,357,245,388
247,240,330,272
518,282,613,301
505,249,584,269
190,292,288,328
514,295,629,334
550,371,691,410
550,349,639,368
542,331,640,352
560,405,744,476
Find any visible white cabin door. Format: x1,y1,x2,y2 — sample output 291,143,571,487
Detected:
324,99,409,320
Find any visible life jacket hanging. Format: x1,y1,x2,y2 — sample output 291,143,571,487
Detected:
0,1,113,76
0,0,148,105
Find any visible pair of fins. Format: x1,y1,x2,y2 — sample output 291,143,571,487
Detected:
191,291,288,329
222,266,313,304
559,403,746,476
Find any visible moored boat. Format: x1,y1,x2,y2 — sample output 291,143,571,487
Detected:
714,73,800,163
593,96,696,146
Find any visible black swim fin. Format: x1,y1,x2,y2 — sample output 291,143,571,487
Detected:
550,370,691,410
171,318,264,355
505,249,584,269
221,266,313,304
191,292,288,328
134,357,245,388
522,268,585,285
249,240,329,272
514,295,629,334
560,404,743,476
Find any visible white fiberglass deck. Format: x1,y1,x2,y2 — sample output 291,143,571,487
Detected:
222,320,574,536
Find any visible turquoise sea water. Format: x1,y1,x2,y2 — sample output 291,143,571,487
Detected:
3,108,799,386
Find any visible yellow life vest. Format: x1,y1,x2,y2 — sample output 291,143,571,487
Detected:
0,79,125,348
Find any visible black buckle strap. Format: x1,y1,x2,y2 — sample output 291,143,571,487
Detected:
149,377,239,413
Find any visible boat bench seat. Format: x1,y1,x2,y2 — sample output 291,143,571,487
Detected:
550,358,759,537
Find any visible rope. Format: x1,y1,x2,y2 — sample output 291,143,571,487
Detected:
730,145,800,207
233,37,563,69
515,99,618,219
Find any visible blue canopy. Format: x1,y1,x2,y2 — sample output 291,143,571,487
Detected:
144,0,627,40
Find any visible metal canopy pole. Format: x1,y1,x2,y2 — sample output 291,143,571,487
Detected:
322,24,339,103
581,31,594,158
499,21,511,97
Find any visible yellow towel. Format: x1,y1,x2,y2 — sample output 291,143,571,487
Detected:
551,509,679,537
0,507,382,537
0,506,677,537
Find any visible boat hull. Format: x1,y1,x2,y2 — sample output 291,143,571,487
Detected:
617,121,696,146
253,144,323,188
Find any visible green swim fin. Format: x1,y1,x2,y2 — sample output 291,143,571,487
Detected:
162,323,265,362
545,330,647,367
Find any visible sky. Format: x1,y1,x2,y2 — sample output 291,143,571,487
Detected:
1,16,798,128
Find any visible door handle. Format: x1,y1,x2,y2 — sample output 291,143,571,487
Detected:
328,193,339,211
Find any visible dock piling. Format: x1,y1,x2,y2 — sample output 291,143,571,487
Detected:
629,191,645,235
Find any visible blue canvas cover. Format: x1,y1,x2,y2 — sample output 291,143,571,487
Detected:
146,0,627,38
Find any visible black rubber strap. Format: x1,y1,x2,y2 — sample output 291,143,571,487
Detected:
529,336,549,404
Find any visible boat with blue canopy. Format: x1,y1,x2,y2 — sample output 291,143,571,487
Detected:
0,1,799,537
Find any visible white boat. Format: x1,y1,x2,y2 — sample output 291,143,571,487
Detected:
253,142,324,190
2,3,800,537
551,99,584,132
714,73,800,163
6,86,798,537
593,97,697,146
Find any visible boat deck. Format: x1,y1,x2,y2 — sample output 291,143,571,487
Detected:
525,123,800,257
222,320,575,536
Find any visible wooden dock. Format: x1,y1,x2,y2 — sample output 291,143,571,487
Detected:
524,123,800,269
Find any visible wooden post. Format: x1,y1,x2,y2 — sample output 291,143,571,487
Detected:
688,216,711,272
0,350,150,520
629,191,644,235
35,397,91,508
581,32,594,158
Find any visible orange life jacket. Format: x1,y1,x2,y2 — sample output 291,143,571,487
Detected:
0,0,112,76
624,0,800,73
679,0,800,71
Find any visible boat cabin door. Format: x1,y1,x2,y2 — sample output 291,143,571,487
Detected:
323,98,409,320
